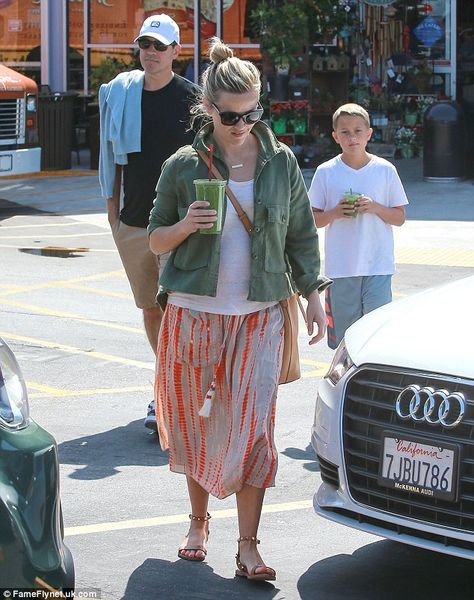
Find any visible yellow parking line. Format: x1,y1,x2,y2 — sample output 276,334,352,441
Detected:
27,382,76,397
300,358,329,378
0,332,154,370
395,247,474,268
0,232,109,239
0,299,143,334
0,221,85,229
27,364,326,399
61,283,131,299
28,383,153,399
65,500,312,537
0,243,116,252
0,269,125,297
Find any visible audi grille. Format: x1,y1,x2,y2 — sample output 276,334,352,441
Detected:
343,366,474,532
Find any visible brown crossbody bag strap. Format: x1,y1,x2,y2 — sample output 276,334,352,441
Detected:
196,149,253,234
196,148,306,321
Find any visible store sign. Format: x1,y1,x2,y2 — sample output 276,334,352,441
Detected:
364,0,395,5
413,15,444,48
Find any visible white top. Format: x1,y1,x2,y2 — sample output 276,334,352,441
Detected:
308,154,409,278
169,179,277,315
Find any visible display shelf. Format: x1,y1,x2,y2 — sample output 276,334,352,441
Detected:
269,100,310,137
310,68,349,136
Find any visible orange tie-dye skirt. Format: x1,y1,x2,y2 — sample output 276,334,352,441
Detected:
154,303,283,499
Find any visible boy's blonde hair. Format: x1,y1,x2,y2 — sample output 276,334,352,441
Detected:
332,103,371,129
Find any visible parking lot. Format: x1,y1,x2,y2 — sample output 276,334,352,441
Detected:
1,165,474,599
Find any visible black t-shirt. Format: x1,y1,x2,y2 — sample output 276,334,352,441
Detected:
122,74,199,228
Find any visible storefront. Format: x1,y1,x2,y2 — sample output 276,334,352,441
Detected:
0,0,473,164
0,0,258,93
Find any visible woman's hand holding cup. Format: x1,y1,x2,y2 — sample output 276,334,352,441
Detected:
183,200,217,234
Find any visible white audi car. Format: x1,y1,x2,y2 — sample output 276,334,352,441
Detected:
312,275,474,559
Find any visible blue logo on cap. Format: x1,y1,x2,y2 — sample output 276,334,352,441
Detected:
150,21,161,28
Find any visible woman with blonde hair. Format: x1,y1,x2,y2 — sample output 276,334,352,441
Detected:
149,37,330,581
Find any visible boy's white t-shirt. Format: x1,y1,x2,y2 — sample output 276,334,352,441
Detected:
308,154,408,279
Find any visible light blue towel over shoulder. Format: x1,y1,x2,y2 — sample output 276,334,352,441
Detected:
98,69,144,198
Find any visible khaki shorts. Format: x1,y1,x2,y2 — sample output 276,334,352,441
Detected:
111,220,168,310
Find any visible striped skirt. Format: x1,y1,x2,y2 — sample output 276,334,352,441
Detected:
154,303,284,499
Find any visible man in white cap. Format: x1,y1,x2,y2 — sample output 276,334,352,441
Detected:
99,14,199,432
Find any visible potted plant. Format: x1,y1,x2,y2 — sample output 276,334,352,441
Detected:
416,95,436,122
406,60,433,94
394,126,416,159
403,97,418,126
270,101,292,134
288,100,309,134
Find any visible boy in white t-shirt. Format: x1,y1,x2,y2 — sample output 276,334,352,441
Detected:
308,103,408,349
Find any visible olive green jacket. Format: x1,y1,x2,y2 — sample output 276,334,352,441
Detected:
148,121,330,308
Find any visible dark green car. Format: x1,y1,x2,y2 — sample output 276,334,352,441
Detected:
0,337,74,593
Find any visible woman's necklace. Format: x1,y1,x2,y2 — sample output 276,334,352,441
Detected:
231,163,243,169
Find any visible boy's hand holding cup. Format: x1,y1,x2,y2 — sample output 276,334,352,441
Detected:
342,189,362,218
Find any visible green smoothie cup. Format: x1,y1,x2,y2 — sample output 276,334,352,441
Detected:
194,179,227,234
344,189,361,218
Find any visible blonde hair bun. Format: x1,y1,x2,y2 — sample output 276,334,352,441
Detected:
188,36,261,129
208,36,233,64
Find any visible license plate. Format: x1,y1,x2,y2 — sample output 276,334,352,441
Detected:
378,432,459,502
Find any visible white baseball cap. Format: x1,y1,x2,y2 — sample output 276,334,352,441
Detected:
134,14,180,45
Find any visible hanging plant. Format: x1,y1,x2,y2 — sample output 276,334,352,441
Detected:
307,0,359,43
251,0,308,70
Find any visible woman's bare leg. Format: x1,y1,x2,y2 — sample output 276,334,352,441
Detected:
235,484,275,577
178,476,210,560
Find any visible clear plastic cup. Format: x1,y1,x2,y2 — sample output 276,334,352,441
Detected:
193,179,227,234
344,190,361,218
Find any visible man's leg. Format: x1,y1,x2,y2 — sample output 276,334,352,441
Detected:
143,306,163,356
143,306,163,430
111,221,161,430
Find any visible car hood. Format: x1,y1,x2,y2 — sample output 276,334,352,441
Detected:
345,276,474,379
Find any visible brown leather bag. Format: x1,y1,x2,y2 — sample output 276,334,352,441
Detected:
197,149,306,384
278,292,305,384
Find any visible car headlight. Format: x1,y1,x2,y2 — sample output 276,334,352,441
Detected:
0,339,30,429
26,93,37,112
325,340,354,385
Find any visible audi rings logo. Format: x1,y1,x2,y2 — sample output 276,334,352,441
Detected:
395,384,466,428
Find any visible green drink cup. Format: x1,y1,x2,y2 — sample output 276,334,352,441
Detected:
194,179,227,234
344,189,361,218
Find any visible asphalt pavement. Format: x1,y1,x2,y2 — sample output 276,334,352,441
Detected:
0,154,473,222
0,155,473,600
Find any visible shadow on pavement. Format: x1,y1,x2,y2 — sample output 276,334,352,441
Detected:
298,539,474,600
281,443,320,473
57,419,168,480
122,558,280,600
0,198,50,219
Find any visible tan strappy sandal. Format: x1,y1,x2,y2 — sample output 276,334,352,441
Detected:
177,513,211,562
235,536,276,581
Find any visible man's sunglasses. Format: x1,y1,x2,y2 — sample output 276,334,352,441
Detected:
138,38,176,52
212,102,264,126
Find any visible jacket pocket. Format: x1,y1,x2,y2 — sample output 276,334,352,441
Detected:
170,309,221,367
267,204,289,224
265,205,288,273
173,207,210,270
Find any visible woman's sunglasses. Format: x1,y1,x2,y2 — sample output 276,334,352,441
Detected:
138,38,176,52
212,102,264,126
